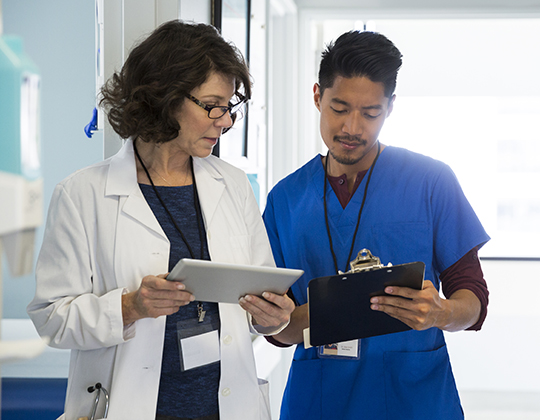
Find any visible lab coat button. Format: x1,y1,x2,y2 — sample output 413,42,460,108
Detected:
221,387,231,397
223,335,233,345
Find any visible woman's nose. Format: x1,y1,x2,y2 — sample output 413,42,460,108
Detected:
215,111,233,129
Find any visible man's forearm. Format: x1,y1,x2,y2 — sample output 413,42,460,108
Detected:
439,289,481,332
271,303,309,345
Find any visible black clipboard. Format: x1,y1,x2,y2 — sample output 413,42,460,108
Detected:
307,261,425,346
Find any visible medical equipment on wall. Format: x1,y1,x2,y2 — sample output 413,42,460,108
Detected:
0,34,43,274
0,29,46,363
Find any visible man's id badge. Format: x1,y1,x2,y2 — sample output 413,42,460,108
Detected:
318,339,360,359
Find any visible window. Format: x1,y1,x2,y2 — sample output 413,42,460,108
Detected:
307,18,540,258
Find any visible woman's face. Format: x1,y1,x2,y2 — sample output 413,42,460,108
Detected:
173,72,236,158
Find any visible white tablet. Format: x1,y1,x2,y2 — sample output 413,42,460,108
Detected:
167,259,304,304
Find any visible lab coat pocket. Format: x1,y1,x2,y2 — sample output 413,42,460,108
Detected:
227,234,252,264
257,378,271,420
383,344,464,420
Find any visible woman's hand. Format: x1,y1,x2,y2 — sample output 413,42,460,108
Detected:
122,274,194,325
239,291,295,329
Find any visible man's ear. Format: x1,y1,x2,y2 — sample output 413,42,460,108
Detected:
387,94,396,117
313,83,322,112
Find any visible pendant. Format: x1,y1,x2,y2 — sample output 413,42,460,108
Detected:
197,303,206,323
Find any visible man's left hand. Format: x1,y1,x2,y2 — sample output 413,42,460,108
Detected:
370,280,448,331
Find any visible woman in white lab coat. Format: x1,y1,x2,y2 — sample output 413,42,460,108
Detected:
27,20,294,420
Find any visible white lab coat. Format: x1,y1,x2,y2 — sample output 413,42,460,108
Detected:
27,139,274,420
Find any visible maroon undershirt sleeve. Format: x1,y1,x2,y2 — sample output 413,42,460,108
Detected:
440,246,489,331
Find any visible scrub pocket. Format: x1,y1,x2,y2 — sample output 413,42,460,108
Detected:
371,222,431,265
383,344,464,420
281,358,370,420
280,359,322,420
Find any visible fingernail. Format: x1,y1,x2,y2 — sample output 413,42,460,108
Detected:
176,283,185,290
262,292,269,299
385,287,393,294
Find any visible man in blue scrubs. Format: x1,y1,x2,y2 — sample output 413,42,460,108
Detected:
259,31,489,419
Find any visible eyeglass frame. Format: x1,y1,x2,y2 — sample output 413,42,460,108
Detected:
185,93,246,120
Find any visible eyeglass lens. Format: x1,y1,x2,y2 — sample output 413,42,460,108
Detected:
208,102,244,119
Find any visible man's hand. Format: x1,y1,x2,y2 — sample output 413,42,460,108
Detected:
370,280,481,332
239,291,295,329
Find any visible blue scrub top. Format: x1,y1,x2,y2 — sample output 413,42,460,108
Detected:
263,146,489,420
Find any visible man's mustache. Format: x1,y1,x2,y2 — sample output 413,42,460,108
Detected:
333,136,367,145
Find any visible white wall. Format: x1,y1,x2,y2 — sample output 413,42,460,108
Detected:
446,260,540,393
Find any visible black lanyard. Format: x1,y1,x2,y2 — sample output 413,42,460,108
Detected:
323,141,381,273
134,140,205,260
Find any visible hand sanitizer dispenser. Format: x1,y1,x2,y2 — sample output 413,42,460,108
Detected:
0,34,43,276
0,32,47,366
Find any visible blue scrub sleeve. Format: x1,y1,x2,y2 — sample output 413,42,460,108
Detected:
430,165,490,272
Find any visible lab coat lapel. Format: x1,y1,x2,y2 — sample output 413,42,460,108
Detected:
106,138,165,239
193,157,225,229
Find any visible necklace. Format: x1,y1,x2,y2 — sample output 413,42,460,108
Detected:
323,141,381,273
147,161,190,187
152,170,172,186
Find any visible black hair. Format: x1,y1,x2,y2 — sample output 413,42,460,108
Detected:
318,30,402,98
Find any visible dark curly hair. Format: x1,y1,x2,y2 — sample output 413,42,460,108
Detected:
319,31,402,99
99,20,252,143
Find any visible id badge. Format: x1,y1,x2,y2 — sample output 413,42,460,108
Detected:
177,311,220,372
318,339,361,359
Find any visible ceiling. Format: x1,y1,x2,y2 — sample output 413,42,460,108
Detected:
292,0,540,13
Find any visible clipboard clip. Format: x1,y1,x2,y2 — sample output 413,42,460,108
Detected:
305,249,390,348
344,248,388,274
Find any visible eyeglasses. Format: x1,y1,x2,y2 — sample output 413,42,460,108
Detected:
185,94,245,120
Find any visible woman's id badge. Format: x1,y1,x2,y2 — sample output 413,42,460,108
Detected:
177,312,220,371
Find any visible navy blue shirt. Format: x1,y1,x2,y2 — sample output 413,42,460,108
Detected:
140,183,220,418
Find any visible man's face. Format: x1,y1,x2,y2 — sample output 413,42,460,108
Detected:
314,76,395,171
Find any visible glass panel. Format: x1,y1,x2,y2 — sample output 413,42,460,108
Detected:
219,0,249,159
